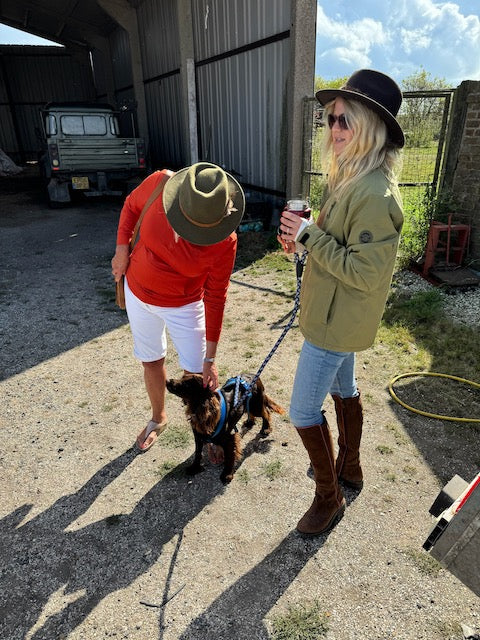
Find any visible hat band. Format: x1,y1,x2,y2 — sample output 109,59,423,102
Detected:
343,84,371,100
180,203,228,228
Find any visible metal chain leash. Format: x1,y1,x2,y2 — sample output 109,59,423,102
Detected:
233,249,308,409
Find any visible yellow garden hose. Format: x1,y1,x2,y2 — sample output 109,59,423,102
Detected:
388,372,480,423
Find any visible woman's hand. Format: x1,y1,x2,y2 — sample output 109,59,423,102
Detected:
203,360,219,389
279,210,305,239
111,245,130,282
278,210,309,254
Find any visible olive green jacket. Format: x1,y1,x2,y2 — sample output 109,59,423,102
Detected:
297,169,403,352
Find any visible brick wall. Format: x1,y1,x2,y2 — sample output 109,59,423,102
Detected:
446,83,480,268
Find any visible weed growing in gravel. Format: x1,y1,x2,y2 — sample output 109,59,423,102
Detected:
162,425,191,448
402,465,417,477
383,471,397,482
376,444,393,455
270,601,329,639
385,422,409,446
434,620,463,639
237,468,250,485
404,547,442,576
155,461,178,478
262,459,283,481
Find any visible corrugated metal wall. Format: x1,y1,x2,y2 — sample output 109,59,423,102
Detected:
0,1,292,192
193,0,290,194
192,0,290,58
0,45,96,162
136,0,184,167
102,0,291,194
196,41,289,191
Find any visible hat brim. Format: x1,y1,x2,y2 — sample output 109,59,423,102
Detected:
315,88,405,148
162,167,245,245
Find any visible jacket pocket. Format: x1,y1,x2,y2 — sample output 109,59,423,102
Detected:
300,272,337,327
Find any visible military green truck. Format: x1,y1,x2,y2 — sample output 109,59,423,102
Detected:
38,102,147,206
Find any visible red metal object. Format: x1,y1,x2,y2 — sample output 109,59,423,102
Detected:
423,215,471,276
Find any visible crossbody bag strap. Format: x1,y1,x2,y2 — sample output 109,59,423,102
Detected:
129,171,171,250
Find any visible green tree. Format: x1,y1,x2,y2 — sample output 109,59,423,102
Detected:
399,68,450,147
314,75,348,92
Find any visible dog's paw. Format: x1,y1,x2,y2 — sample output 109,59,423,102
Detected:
186,463,204,476
260,426,272,438
243,418,255,431
220,471,234,484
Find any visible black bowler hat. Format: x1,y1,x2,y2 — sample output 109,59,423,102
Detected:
315,69,405,148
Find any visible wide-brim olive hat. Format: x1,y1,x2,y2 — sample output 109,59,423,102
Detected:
162,162,245,245
315,69,405,148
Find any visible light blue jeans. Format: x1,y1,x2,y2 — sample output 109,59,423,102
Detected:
289,340,358,427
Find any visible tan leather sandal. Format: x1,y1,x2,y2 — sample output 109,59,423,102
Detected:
136,419,167,453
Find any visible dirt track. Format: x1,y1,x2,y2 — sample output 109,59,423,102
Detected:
0,170,479,640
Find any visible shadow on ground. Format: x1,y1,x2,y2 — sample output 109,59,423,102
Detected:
0,449,225,639
382,295,480,485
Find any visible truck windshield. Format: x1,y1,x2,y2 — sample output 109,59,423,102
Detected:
60,115,108,135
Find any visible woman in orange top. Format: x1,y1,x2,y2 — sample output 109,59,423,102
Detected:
111,162,245,453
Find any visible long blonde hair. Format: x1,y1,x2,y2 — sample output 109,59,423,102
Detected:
321,98,402,198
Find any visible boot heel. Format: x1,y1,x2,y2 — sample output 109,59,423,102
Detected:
297,499,346,537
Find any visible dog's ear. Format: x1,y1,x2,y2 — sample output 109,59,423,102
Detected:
187,393,221,436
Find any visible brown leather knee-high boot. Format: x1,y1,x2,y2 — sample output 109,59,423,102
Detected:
296,420,346,535
333,393,364,490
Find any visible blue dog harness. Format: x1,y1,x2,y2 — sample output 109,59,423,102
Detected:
206,377,252,442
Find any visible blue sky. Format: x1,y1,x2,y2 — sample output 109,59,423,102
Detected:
1,0,479,87
0,23,60,46
316,0,480,86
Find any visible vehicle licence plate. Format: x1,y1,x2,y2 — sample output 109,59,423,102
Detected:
71,176,89,190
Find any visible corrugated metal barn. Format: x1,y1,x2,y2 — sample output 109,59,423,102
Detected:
0,0,317,217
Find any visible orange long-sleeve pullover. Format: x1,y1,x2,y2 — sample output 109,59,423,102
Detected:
116,170,237,342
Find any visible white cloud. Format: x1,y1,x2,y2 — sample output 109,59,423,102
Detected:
318,47,372,70
400,28,431,54
316,5,388,77
316,0,480,85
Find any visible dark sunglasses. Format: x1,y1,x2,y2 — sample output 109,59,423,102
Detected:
327,113,350,130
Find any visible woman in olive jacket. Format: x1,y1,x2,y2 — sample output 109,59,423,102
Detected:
279,69,404,536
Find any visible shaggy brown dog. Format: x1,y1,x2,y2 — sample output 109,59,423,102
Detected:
166,374,285,483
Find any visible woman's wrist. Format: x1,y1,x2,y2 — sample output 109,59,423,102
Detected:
203,357,215,363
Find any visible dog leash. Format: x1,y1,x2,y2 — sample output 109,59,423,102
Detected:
233,249,308,410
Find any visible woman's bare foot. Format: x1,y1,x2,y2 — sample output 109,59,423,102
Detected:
136,419,167,453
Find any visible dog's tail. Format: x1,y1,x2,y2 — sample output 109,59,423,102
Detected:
266,396,285,415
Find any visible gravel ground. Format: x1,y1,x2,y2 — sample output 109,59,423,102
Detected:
0,173,479,640
392,270,480,328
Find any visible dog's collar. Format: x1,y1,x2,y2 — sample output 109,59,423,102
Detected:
206,389,228,442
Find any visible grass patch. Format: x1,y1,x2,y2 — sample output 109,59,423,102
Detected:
376,445,393,455
402,465,417,477
155,460,179,478
270,601,329,639
433,620,462,639
384,423,409,446
162,425,191,449
404,547,442,576
386,289,445,325
383,471,397,482
380,283,480,421
262,459,283,481
236,468,250,485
